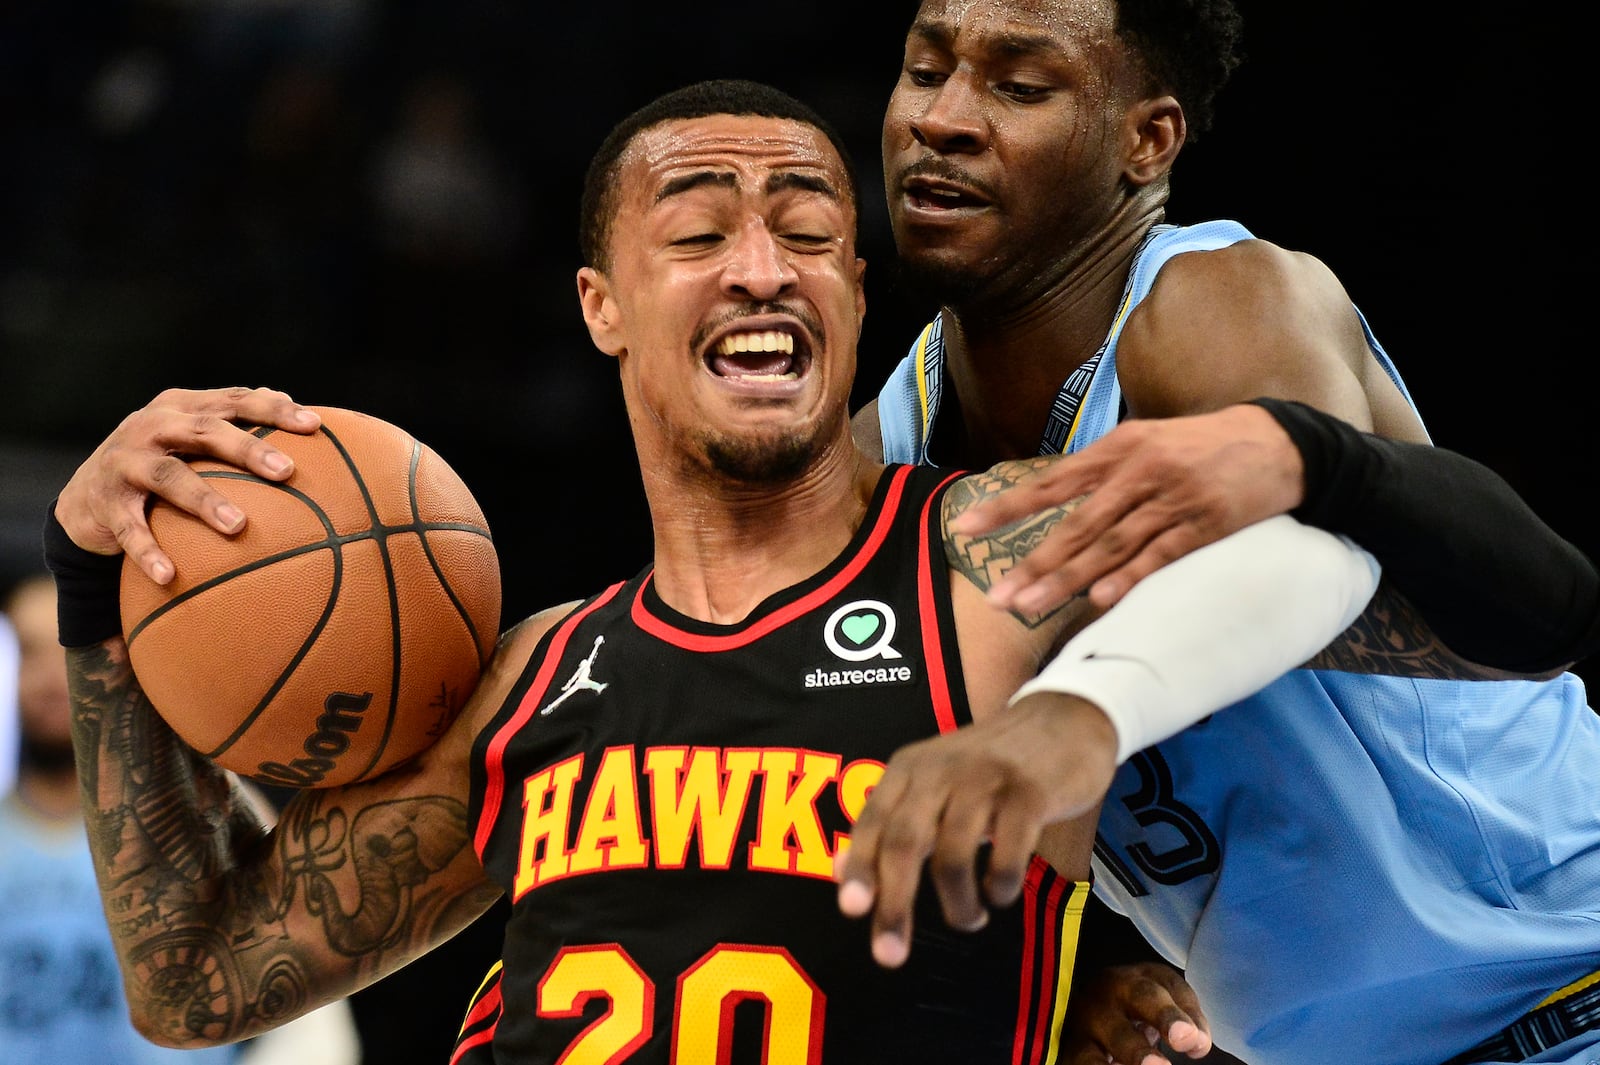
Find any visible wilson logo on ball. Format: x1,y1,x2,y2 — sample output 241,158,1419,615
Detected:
253,691,373,788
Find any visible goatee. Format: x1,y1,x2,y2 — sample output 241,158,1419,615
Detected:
704,430,814,485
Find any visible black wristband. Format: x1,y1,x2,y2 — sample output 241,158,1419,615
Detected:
41,499,125,648
1248,397,1600,672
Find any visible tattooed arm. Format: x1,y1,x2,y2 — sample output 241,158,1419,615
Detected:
66,621,540,1049
950,458,1540,682
46,386,539,1049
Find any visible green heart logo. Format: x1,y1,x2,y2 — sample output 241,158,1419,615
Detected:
841,613,881,646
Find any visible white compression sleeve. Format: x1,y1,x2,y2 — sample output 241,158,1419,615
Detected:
1008,515,1381,765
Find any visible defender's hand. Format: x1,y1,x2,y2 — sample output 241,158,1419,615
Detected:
834,692,1116,968
54,386,322,584
951,404,1303,613
1062,962,1214,1065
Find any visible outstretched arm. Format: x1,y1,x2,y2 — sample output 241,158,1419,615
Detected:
955,400,1599,674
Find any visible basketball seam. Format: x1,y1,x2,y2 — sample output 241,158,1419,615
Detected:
127,416,497,787
320,423,403,783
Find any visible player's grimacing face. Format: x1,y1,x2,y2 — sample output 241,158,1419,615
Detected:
581,115,866,478
883,0,1141,296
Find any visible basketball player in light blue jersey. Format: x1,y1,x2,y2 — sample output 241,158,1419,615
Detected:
839,2,1600,1064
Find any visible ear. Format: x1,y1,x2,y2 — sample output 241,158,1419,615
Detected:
576,266,626,357
1124,95,1186,187
854,257,868,334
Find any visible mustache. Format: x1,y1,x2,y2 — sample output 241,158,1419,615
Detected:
693,302,825,351
896,156,998,201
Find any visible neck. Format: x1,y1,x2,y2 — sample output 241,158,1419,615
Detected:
643,437,882,624
936,208,1161,467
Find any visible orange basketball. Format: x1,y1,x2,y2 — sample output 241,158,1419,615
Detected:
119,406,501,789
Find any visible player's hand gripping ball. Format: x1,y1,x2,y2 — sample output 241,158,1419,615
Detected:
119,406,501,788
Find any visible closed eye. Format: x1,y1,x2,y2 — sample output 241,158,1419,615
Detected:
997,81,1051,100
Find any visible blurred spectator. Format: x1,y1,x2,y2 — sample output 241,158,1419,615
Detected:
368,70,521,269
0,612,15,798
0,571,238,1063
0,569,362,1065
363,69,525,370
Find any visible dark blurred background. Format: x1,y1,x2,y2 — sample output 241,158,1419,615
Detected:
3,0,1590,656
0,1,1588,1060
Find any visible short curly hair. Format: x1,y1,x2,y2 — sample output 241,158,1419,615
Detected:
578,79,860,272
1114,0,1245,140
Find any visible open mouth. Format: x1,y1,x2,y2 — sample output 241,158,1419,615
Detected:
707,328,809,381
905,177,989,211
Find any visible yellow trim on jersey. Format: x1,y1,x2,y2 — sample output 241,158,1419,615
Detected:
1537,967,1600,1009
1043,879,1093,1064
1053,288,1135,456
914,321,937,439
457,959,505,1037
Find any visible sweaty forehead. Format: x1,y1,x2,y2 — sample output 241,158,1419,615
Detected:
913,0,1116,45
621,115,845,200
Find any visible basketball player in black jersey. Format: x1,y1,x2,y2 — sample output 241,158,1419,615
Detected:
42,79,1595,1065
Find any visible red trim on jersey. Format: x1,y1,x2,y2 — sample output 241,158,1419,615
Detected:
917,469,965,733
448,1026,495,1065
474,583,626,858
1015,865,1042,1065
629,466,916,650
447,976,502,1065
1022,861,1067,1065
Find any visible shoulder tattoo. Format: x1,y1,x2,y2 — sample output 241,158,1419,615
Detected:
940,459,1081,629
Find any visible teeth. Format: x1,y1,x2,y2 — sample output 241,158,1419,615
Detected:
929,188,961,198
716,331,794,356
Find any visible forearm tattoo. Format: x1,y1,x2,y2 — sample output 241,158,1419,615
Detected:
938,462,1510,680
1308,583,1504,680
941,459,1080,629
66,641,493,1047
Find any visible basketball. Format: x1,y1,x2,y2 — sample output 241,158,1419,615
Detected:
119,406,502,789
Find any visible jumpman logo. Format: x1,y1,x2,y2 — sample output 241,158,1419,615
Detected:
540,635,610,716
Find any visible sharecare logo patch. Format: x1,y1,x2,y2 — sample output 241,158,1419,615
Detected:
805,600,914,689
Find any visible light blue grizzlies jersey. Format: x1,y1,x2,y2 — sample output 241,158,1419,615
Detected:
0,795,240,1065
875,220,1600,1065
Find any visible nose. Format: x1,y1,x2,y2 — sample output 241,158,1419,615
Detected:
908,75,988,154
722,220,799,301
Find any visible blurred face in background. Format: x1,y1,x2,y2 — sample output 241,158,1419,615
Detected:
5,576,71,759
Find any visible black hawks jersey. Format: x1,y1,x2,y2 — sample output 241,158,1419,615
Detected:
453,464,1089,1065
